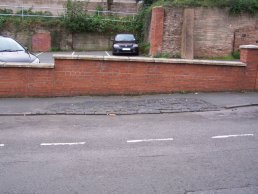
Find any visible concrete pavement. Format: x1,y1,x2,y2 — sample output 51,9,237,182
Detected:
0,92,258,116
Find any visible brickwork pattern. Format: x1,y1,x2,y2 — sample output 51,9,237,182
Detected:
161,7,258,58
149,7,165,56
162,7,184,57
194,8,257,58
111,2,137,13
0,48,257,97
234,26,258,52
0,0,137,14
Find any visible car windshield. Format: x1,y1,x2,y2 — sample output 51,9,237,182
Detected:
115,34,135,42
0,37,24,52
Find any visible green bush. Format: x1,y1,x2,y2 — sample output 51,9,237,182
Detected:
64,0,136,34
0,9,13,14
139,42,150,55
229,0,258,15
154,52,171,58
232,51,240,59
0,17,6,29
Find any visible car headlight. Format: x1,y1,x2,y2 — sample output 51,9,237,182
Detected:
113,44,120,49
31,58,40,64
133,44,138,48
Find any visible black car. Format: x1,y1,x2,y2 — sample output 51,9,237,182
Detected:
112,34,139,56
0,36,40,63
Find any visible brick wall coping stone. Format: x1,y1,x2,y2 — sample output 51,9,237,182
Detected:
0,62,54,69
53,54,246,67
240,45,258,50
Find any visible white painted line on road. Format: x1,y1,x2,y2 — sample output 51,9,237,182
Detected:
36,52,43,56
40,142,86,146
0,144,4,147
212,134,254,139
72,51,75,55
127,138,174,143
105,51,110,56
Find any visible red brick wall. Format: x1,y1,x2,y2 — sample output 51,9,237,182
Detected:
240,47,258,90
0,48,257,97
0,68,54,97
160,7,257,58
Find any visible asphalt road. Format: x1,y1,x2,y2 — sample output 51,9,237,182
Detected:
0,107,258,194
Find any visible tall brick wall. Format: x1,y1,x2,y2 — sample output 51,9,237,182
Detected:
0,0,67,15
194,8,257,58
161,7,258,58
0,46,257,97
234,26,258,52
0,0,137,14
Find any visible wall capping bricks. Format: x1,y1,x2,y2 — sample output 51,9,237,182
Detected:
0,62,54,68
240,45,258,49
53,54,246,67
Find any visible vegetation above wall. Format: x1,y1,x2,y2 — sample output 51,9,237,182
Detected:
150,0,258,15
0,0,146,52
0,0,139,35
64,0,136,34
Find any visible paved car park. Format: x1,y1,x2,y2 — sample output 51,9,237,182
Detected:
36,51,141,63
35,51,112,63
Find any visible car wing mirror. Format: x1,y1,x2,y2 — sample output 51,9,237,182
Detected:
24,46,29,52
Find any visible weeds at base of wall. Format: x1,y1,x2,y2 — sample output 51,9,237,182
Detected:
203,51,241,61
139,42,150,55
50,47,61,52
154,52,181,59
232,51,240,59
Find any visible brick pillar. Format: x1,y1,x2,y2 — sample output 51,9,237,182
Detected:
32,32,51,52
181,8,194,59
240,45,258,91
149,6,164,56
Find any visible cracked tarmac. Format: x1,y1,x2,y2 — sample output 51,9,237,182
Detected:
0,92,257,116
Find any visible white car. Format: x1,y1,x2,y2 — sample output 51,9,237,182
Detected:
0,36,40,63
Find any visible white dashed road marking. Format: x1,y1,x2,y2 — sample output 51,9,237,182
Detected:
72,51,75,55
0,144,4,147
40,142,86,146
212,134,254,139
127,138,174,143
